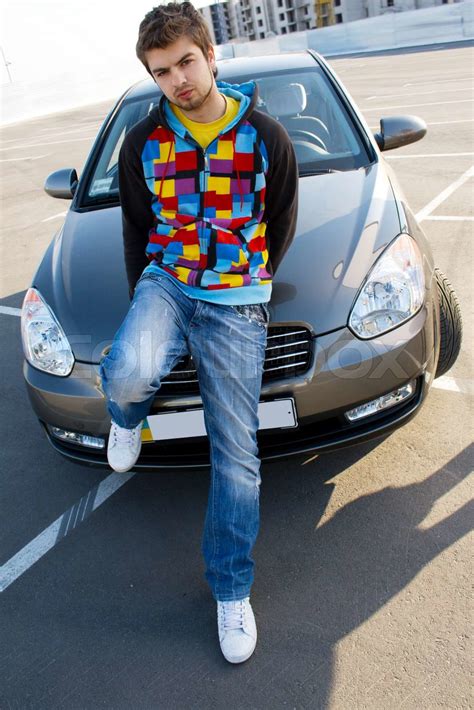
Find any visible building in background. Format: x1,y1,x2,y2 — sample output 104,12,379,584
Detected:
238,0,272,40
332,0,461,25
270,0,316,35
201,0,316,41
200,2,235,43
200,0,462,41
315,0,335,26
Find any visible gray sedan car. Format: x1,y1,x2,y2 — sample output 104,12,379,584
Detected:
21,50,462,469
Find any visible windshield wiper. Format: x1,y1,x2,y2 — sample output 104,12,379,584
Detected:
300,168,344,176
84,193,120,207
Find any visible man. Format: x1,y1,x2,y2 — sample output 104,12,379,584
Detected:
99,1,298,664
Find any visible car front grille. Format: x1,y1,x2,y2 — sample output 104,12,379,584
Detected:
159,325,313,394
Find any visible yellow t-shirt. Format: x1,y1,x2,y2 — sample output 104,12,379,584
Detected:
170,94,240,149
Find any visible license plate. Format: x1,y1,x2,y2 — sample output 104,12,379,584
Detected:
142,398,297,442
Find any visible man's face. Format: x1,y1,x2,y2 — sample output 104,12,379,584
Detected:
145,35,216,112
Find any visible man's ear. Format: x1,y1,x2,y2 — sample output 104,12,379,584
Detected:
207,44,216,70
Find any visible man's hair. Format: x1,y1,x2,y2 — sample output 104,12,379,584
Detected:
136,2,217,78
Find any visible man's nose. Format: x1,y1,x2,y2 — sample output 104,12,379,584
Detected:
171,68,187,87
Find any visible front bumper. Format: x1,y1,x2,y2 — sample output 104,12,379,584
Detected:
24,296,439,470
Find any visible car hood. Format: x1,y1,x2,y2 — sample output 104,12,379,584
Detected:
34,162,401,363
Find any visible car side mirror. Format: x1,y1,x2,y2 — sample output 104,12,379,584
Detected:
44,168,79,199
374,115,427,152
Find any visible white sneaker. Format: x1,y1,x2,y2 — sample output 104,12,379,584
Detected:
217,597,257,664
107,419,143,472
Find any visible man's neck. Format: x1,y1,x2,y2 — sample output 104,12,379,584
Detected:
177,91,227,124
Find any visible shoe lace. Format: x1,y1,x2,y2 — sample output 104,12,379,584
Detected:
113,424,139,446
220,600,246,631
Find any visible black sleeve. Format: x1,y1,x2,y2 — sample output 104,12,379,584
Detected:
261,121,299,276
118,129,155,300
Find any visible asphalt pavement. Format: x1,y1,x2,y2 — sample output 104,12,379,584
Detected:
0,43,472,709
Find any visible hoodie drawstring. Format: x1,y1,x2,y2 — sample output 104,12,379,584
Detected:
232,128,244,210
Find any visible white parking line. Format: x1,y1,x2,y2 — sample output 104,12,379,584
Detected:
0,154,49,162
425,119,474,126
366,86,473,101
0,305,21,316
415,166,474,222
0,135,97,152
403,78,473,87
36,123,101,138
336,63,367,73
362,98,473,111
0,123,101,145
423,216,474,222
0,472,135,593
432,376,474,396
41,211,67,223
368,118,474,130
386,152,474,159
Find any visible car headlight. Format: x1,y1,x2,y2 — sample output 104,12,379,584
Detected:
21,288,75,376
349,233,425,339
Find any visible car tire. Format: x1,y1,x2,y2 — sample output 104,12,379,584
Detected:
434,267,463,378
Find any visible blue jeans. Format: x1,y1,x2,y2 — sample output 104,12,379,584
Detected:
99,271,269,601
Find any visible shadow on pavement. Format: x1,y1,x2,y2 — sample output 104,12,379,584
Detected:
1,439,471,708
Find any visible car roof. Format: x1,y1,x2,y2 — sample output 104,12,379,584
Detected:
125,50,320,101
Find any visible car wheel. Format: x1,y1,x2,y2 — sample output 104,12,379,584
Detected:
434,267,463,378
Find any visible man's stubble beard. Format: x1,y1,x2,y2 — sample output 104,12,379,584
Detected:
172,64,215,113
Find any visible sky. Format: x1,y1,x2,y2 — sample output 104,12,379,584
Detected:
0,0,214,85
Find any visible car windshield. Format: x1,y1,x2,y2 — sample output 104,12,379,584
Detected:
82,65,373,207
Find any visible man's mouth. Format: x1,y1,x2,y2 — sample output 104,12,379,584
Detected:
177,89,193,99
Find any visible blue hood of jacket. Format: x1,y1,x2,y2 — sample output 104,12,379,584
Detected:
161,79,258,138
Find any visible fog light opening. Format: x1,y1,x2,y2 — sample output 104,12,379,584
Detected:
345,381,416,422
48,426,105,449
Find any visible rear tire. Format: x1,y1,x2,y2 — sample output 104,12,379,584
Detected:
434,268,463,378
